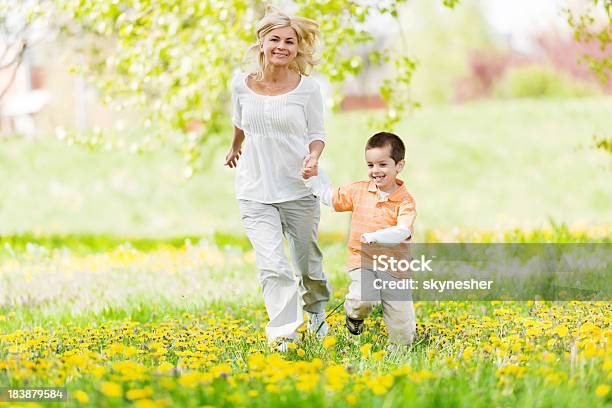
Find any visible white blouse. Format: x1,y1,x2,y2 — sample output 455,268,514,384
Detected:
231,72,326,203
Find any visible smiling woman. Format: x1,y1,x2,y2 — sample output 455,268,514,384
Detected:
224,5,331,350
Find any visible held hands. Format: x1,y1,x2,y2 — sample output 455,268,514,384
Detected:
301,154,319,179
224,146,241,168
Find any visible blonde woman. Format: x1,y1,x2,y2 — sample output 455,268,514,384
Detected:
225,6,331,349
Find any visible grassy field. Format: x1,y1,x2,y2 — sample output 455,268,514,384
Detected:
0,97,610,238
0,231,611,407
0,97,610,406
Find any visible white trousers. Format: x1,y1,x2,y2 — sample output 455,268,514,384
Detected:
239,195,331,341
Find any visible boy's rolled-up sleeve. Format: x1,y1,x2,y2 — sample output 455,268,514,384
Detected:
331,183,355,212
397,198,416,238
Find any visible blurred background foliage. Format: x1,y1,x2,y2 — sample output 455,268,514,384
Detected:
0,0,610,240
51,0,458,172
493,65,602,99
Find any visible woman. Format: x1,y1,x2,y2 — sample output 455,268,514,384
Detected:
225,6,331,348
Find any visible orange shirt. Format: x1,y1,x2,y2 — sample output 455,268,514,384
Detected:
331,178,416,271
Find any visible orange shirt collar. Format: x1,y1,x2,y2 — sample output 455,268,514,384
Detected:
367,178,406,202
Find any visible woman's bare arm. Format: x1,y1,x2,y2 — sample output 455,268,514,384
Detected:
225,126,245,168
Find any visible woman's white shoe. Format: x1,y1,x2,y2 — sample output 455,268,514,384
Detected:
308,312,328,337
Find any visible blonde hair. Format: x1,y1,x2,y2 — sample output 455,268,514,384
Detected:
246,5,320,78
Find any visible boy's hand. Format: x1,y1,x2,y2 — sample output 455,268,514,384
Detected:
360,234,373,244
301,154,318,179
224,146,242,168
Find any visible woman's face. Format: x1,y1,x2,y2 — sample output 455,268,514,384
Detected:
260,26,299,68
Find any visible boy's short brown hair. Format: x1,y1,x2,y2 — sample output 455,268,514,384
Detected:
365,132,405,163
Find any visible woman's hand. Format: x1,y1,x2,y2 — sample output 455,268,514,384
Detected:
301,154,318,179
225,126,245,169
225,146,242,168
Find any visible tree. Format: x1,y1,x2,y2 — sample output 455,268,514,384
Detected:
567,0,611,83
567,0,611,154
53,0,459,173
0,1,46,102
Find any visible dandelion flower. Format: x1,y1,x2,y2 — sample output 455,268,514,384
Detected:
596,384,610,397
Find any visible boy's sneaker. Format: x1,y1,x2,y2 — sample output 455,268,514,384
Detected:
345,315,364,335
307,312,328,337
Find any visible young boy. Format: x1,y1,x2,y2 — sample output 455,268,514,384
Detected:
302,132,417,346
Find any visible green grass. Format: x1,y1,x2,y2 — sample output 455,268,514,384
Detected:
1,97,610,406
0,97,610,238
0,226,606,331
0,236,610,407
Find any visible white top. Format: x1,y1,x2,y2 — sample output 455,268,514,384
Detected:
231,72,326,203
304,172,412,244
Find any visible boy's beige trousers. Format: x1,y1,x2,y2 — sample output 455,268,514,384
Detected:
345,268,416,345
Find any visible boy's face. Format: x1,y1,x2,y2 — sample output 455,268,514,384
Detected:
365,145,405,192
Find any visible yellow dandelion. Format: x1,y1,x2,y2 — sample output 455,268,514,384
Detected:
554,325,569,337
311,358,324,368
248,353,265,370
462,347,474,361
346,395,357,405
159,377,176,390
91,366,106,379
368,381,388,395
392,366,412,376
372,350,386,361
296,376,318,392
134,399,161,408
124,346,139,357
210,363,232,377
323,336,337,349
73,390,89,403
227,393,243,404
595,384,610,397
266,384,279,393
360,343,373,358
297,348,306,357
126,386,153,401
157,362,174,372
178,372,202,388
99,381,122,398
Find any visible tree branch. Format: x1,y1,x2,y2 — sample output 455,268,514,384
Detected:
0,53,24,101
0,41,8,63
0,41,26,70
